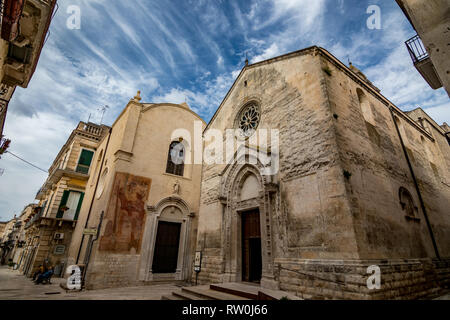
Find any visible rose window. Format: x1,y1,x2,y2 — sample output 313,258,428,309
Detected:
238,104,260,137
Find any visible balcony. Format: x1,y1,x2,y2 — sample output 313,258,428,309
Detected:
76,122,106,142
0,0,57,88
24,210,40,229
405,35,443,90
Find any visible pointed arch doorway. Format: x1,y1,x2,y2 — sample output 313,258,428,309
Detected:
220,158,279,289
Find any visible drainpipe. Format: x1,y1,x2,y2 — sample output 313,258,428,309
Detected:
389,106,440,260
76,127,112,264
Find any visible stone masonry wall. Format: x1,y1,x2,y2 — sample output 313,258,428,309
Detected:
195,48,450,299
321,51,450,260
277,258,450,300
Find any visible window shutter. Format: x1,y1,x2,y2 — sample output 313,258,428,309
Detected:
57,190,70,218
76,150,94,174
74,192,84,221
40,200,47,217
79,150,94,166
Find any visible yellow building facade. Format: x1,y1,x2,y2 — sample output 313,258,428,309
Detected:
20,122,108,277
67,93,205,289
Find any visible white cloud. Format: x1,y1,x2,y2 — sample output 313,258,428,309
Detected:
0,112,76,220
253,0,327,31
251,43,281,63
422,104,450,126
217,55,224,68
152,71,237,117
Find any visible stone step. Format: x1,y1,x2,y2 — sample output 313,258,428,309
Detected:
182,286,250,300
161,294,185,300
174,290,205,300
210,282,301,300
162,282,301,300
210,283,259,299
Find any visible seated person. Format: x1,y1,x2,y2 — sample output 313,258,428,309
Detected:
35,266,54,284
31,265,45,281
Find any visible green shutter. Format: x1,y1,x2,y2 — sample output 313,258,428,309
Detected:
57,190,70,218
76,150,94,174
79,150,94,166
74,192,84,221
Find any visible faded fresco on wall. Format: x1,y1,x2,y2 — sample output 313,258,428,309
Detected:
99,172,151,254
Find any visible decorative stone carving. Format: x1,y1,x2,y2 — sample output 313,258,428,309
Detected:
133,90,142,102
173,180,180,195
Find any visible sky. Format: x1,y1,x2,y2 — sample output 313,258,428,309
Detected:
0,0,449,220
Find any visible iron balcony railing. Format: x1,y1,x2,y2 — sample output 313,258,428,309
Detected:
405,34,429,64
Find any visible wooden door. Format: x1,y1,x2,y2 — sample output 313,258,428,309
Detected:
152,221,181,273
241,209,262,282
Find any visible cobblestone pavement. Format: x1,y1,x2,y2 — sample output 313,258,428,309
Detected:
0,266,180,300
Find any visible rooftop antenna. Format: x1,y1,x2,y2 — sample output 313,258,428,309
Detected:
98,105,109,125
87,113,92,123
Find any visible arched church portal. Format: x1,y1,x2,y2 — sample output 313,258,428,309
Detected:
221,161,278,289
139,197,193,282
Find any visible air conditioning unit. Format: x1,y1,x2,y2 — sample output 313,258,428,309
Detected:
54,233,64,240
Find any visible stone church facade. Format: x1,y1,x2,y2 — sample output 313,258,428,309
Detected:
67,93,205,289
194,46,450,299
62,46,450,299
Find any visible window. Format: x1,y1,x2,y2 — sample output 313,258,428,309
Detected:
236,103,260,138
166,141,185,176
76,149,94,174
57,190,84,221
8,44,32,64
399,187,417,219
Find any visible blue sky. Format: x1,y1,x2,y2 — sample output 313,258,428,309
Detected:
0,0,449,220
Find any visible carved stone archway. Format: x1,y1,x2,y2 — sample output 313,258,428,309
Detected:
138,196,194,282
219,154,279,289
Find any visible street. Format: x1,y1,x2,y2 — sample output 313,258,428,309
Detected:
0,266,180,300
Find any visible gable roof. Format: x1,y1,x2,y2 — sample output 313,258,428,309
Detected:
204,46,437,142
